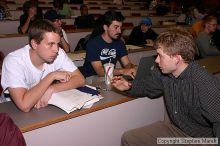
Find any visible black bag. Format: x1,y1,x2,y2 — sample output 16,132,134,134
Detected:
74,34,91,51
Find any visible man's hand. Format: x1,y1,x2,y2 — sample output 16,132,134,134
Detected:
34,87,54,109
121,68,137,78
52,71,72,83
111,76,132,91
146,39,153,45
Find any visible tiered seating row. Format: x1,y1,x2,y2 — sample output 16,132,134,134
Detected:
0,15,178,34
0,24,189,56
7,3,147,11
6,0,146,6
9,9,154,20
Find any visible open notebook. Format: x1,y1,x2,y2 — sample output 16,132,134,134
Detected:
48,85,103,114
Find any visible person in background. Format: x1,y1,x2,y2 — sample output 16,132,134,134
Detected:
196,15,220,58
18,0,42,34
80,10,136,78
53,0,63,13
112,27,220,146
128,17,158,45
190,6,208,38
44,9,70,53
0,113,26,146
0,1,11,20
1,20,85,112
30,0,43,18
74,4,95,29
212,12,220,50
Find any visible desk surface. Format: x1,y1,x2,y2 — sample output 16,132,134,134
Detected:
0,90,133,133
197,56,220,74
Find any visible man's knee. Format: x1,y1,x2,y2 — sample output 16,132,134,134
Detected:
121,130,134,146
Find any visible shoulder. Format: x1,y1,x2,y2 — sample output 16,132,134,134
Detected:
5,45,29,61
196,32,208,41
190,62,214,82
3,45,30,69
114,38,125,46
87,36,102,45
56,48,67,60
197,31,207,37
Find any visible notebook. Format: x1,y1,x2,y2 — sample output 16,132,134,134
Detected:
48,85,103,113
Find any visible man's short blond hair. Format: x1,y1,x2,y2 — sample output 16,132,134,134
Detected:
154,27,196,63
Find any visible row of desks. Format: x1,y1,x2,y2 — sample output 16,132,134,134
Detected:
9,9,151,20
0,15,178,34
0,24,185,56
7,3,147,10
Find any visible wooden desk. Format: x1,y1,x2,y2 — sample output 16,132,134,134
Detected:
197,56,220,74
0,90,165,146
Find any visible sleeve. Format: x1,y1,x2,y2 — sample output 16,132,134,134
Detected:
62,29,68,43
198,72,220,139
1,56,29,91
127,65,163,98
19,15,26,28
56,49,77,72
197,33,220,56
85,39,100,62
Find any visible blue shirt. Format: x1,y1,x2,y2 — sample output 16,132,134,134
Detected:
81,35,128,77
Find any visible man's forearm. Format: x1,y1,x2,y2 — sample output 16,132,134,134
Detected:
51,73,85,93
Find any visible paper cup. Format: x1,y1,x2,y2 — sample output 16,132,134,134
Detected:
103,63,114,85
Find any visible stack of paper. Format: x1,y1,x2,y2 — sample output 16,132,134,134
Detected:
125,45,142,50
144,43,154,47
48,85,103,113
67,52,86,61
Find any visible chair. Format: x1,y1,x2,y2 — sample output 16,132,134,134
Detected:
71,6,78,10
6,1,15,4
122,7,131,10
87,2,98,5
89,6,101,10
122,22,134,28
101,2,111,5
108,7,118,10
41,7,53,10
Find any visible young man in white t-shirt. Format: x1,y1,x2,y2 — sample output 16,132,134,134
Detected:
1,20,85,112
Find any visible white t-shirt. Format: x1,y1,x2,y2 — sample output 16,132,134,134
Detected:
62,29,68,43
1,45,77,92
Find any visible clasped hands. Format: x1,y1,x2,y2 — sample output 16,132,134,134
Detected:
34,71,72,109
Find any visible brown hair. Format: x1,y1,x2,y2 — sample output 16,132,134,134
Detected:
154,27,196,63
202,15,217,27
28,19,61,48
